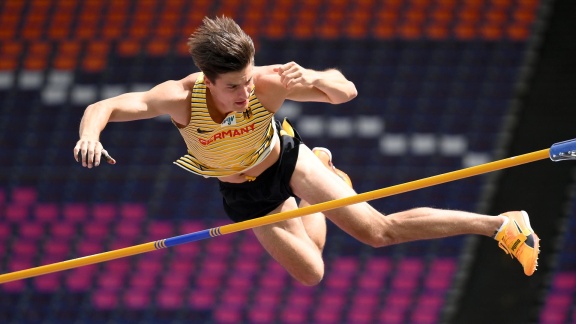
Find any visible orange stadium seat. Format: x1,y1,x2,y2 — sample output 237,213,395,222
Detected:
0,41,22,70
0,11,19,39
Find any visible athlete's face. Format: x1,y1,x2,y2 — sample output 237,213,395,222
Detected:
206,65,254,113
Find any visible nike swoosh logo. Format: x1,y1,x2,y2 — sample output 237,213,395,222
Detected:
197,128,211,134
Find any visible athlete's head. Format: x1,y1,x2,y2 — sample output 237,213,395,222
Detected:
188,16,255,83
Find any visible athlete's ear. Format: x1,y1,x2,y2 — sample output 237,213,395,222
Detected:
204,76,215,87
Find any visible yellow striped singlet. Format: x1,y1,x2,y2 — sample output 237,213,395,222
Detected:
173,73,276,178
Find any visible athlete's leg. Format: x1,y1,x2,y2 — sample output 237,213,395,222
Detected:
290,144,505,247
253,144,507,286
298,199,327,252
295,147,351,252
252,197,325,286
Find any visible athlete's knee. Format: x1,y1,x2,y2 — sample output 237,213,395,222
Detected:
362,232,396,248
293,266,325,286
362,207,437,247
354,216,400,248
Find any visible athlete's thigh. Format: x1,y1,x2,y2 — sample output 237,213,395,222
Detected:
252,197,314,252
252,197,323,268
290,144,385,238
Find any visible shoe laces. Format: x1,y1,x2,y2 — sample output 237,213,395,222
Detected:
497,233,527,259
498,241,514,258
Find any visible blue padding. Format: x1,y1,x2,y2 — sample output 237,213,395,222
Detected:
164,229,213,247
550,139,576,161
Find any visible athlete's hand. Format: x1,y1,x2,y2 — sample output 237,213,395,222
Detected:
274,62,318,89
73,138,116,168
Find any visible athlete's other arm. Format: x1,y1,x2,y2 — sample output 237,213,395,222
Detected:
74,75,195,168
273,61,357,104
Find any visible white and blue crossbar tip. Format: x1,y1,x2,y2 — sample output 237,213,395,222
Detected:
550,138,576,161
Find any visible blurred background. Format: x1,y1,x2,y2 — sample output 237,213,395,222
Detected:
0,0,575,323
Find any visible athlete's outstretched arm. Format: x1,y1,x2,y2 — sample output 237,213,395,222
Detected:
74,78,192,168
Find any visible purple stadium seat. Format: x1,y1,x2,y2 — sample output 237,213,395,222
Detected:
81,222,109,242
205,239,233,258
313,306,342,323
365,257,392,274
551,272,576,292
62,203,88,223
48,221,76,241
114,221,142,242
199,258,228,279
226,274,253,292
128,272,156,292
157,289,184,310
160,273,189,292
350,291,379,312
178,220,206,235
18,222,44,240
357,274,386,292
253,289,281,309
172,243,201,260
194,272,221,292
147,220,174,239
216,290,250,311
410,308,440,324
5,204,29,222
65,271,94,292
104,259,131,275
213,307,242,324
237,236,263,257
188,289,216,309
120,203,146,222
234,256,260,274
96,271,125,291
33,272,61,293
123,288,151,309
377,305,405,324
44,239,70,259
280,304,309,323
11,240,37,258
540,308,569,324
92,204,117,223
76,239,103,256
92,289,118,310
1,278,25,293
167,258,195,275
135,257,163,276
12,187,37,205
33,203,59,223
247,304,276,323
259,272,288,292
347,309,374,324
385,291,412,309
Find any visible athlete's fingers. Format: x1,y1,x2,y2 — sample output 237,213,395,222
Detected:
102,149,116,165
73,142,81,162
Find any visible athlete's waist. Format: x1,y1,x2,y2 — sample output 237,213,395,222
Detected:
216,134,281,183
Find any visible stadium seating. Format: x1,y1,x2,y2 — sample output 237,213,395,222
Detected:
0,0,546,323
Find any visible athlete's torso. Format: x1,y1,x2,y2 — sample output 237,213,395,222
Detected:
173,73,277,178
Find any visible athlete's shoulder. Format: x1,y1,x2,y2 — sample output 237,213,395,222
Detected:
180,72,202,90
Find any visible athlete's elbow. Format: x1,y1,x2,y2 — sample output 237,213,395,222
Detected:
332,84,358,104
342,83,358,103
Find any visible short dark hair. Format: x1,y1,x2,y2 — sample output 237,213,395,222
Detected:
188,16,255,82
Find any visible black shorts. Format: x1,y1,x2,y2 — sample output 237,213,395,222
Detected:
218,119,302,222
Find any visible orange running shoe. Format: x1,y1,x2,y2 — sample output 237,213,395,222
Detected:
495,210,540,276
312,147,353,188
